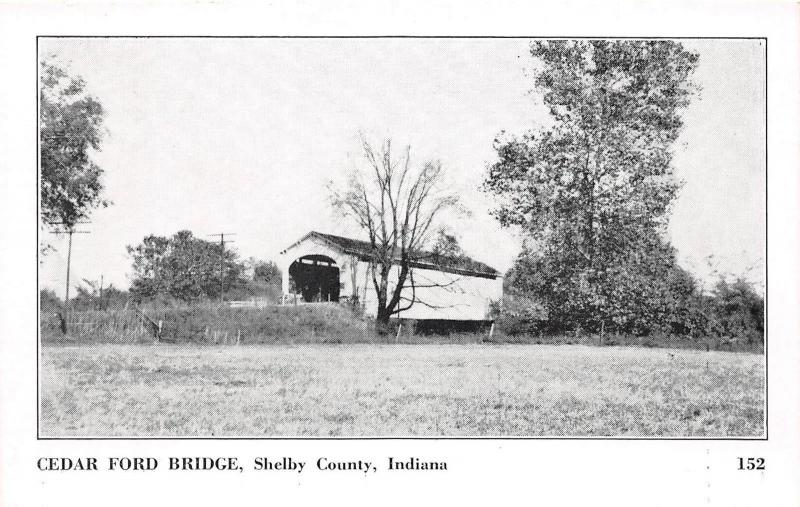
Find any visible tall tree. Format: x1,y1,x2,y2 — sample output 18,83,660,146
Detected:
40,60,109,237
484,40,699,334
329,136,461,328
127,230,246,302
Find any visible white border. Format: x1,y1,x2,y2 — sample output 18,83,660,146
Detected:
2,1,798,505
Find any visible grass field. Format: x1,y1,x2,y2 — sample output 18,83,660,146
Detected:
40,343,764,437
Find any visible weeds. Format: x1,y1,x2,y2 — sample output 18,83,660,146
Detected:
41,302,763,352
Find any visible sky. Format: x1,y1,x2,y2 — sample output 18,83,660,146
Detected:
38,38,766,295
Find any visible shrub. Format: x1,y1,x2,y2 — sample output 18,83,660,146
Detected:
492,292,547,336
40,288,62,313
707,277,764,345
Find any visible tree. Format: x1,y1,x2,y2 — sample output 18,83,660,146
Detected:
40,288,62,312
708,277,764,345
72,279,129,311
484,40,699,335
252,260,282,285
430,227,465,259
127,230,247,302
40,59,109,240
329,136,462,328
227,258,283,302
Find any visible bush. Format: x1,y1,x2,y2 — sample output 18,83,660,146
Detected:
40,301,372,344
40,288,62,313
707,277,764,345
496,259,764,349
492,292,547,336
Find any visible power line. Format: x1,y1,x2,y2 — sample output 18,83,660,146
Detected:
47,222,91,335
208,232,236,302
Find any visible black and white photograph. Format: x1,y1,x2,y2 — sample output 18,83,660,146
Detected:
5,2,800,506
36,36,766,438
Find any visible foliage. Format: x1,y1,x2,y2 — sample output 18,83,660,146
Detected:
40,59,110,240
39,302,368,345
484,40,700,335
490,290,548,336
224,281,281,303
71,279,130,311
218,258,284,302
329,135,462,327
40,288,62,312
252,259,282,285
705,277,765,345
127,230,247,302
430,227,464,259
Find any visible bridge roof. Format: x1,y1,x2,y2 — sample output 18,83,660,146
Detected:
282,231,500,279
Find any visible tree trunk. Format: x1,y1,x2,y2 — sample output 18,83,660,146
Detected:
375,306,392,334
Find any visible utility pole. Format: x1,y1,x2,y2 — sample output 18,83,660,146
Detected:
48,222,91,335
208,232,236,302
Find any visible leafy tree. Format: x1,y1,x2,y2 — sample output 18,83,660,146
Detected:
40,288,66,334
40,288,62,312
224,258,283,302
484,40,699,335
72,279,129,311
430,227,465,259
252,260,282,285
329,136,462,328
127,234,170,298
708,277,764,345
40,59,109,242
127,230,247,302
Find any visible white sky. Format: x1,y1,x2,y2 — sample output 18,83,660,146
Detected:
38,38,765,295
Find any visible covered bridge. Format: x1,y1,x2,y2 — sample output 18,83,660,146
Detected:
279,231,502,322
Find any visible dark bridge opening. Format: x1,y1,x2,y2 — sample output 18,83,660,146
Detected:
288,255,340,303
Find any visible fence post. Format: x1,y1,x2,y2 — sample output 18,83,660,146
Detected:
396,323,402,343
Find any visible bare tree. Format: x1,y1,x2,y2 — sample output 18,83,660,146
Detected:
329,136,462,328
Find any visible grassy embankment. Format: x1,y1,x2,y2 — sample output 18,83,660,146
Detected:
41,303,763,352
